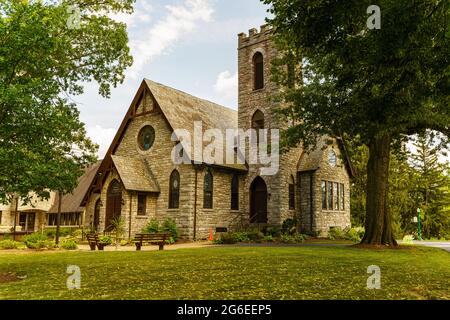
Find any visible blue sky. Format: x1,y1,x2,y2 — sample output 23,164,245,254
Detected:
76,0,270,157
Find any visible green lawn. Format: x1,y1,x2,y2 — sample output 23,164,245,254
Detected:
0,246,448,300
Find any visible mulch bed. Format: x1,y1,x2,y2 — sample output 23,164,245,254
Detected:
0,273,25,284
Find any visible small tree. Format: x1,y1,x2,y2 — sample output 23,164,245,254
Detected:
111,217,126,250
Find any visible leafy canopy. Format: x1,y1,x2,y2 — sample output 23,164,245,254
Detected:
0,0,134,202
264,0,449,148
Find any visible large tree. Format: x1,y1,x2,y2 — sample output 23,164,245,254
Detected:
0,0,134,203
264,0,450,245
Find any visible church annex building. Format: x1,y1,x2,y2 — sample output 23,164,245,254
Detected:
79,25,354,240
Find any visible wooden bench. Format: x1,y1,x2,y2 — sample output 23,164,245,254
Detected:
133,233,170,251
86,233,106,251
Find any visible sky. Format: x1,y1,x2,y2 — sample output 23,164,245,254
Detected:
76,0,270,158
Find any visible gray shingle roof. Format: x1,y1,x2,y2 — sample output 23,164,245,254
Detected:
111,155,160,193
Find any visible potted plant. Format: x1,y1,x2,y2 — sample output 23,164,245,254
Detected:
98,236,112,251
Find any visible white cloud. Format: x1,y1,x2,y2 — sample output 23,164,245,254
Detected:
87,125,117,159
214,70,238,99
128,0,214,78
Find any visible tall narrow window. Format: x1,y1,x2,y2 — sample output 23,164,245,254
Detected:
327,181,333,210
231,174,239,210
289,175,295,210
204,169,213,209
169,170,180,209
253,52,264,90
340,183,345,211
137,193,147,216
322,181,327,210
334,183,339,211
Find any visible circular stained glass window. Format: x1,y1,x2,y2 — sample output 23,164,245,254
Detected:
138,126,155,151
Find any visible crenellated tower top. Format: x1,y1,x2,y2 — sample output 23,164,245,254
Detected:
238,24,273,49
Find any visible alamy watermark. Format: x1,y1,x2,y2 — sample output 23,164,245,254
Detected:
171,122,280,176
367,5,381,30
66,265,81,290
367,265,381,290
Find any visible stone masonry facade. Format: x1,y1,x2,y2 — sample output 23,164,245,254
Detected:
81,25,351,240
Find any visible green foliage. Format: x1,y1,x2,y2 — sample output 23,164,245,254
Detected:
328,227,365,243
0,0,134,203
215,233,238,245
279,233,307,244
120,240,130,246
281,218,297,235
23,233,55,250
142,218,179,242
44,228,75,238
99,236,112,246
61,239,78,250
263,226,281,238
0,240,21,249
143,219,160,234
161,218,179,242
265,0,450,244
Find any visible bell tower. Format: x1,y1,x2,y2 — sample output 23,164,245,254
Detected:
237,25,283,225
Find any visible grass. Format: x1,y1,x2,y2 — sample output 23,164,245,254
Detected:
0,245,448,300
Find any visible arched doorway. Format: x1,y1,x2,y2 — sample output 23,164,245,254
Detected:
105,180,122,229
250,177,268,223
93,199,101,231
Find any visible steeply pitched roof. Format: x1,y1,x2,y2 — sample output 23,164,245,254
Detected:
49,162,101,214
111,155,160,193
145,79,238,133
297,137,355,178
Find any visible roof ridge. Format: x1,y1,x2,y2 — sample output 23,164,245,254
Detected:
144,78,237,114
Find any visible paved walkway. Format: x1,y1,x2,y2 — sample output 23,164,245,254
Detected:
411,241,450,252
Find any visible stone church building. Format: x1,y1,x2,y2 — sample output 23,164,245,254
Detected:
80,25,353,240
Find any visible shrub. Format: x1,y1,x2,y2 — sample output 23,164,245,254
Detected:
346,227,364,242
120,240,130,246
161,218,179,242
280,233,306,244
143,219,160,234
99,236,112,246
233,232,250,243
246,230,264,242
23,233,53,249
281,218,297,235
44,228,74,238
264,226,281,238
217,233,238,244
263,235,274,242
61,239,78,250
0,240,21,250
142,218,179,242
328,227,347,240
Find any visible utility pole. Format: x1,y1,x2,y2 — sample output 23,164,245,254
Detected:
417,208,422,241
55,191,62,245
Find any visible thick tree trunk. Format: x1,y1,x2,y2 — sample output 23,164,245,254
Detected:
361,134,398,246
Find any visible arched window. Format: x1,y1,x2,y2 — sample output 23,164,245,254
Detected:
169,170,180,209
203,169,213,209
289,175,295,210
253,52,264,90
231,174,239,210
252,110,265,130
252,110,265,146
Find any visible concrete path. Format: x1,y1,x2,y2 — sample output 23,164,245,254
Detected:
411,241,450,252
77,241,215,252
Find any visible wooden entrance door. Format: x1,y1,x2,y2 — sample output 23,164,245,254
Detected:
105,180,122,229
250,177,268,223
